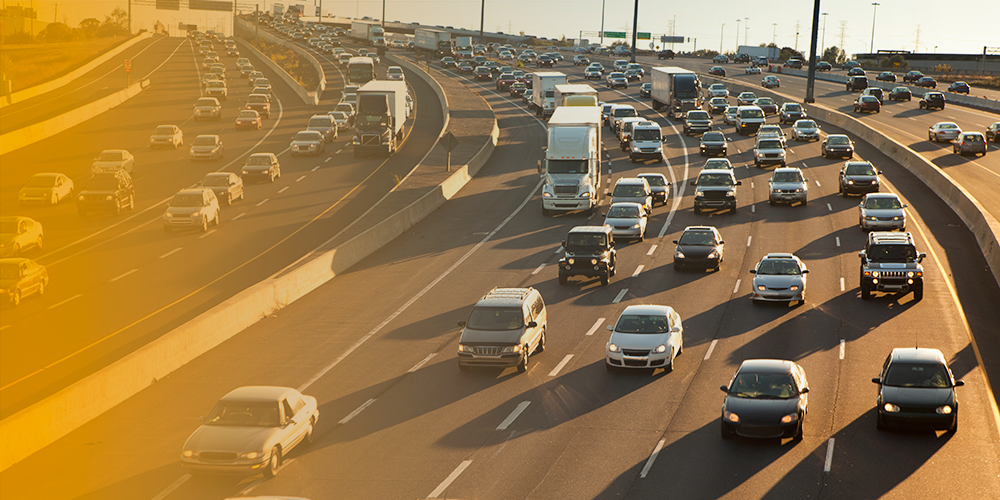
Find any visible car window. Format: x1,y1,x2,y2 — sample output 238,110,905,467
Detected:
608,205,641,218
796,121,817,129
614,314,669,334
531,295,544,318
466,307,524,331
827,136,850,145
196,99,218,107
171,193,207,207
702,132,724,142
639,175,666,186
203,175,230,187
757,259,801,275
193,136,217,146
758,140,782,149
25,175,57,187
239,111,257,118
98,151,123,161
740,109,764,119
884,363,951,388
867,244,917,262
730,372,798,399
679,230,716,245
206,401,281,427
864,197,902,209
772,171,803,183
613,184,647,197
154,126,175,135
295,131,322,141
688,111,710,120
613,108,637,117
846,164,876,175
698,173,734,186
633,129,660,141
566,233,606,249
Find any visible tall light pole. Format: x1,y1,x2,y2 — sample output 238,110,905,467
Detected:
735,19,740,52
869,2,879,55
805,0,820,103
479,0,484,44
772,23,777,46
600,0,606,47
629,0,638,63
821,12,828,53
744,17,749,45
720,23,725,53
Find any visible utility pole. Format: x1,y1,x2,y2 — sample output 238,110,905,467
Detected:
744,17,748,45
794,21,801,51
838,21,848,52
127,0,131,36
772,23,777,46
735,18,740,52
53,3,57,22
869,2,879,55
479,0,484,44
720,23,725,54
820,13,828,55
255,4,259,40
629,0,638,63
805,0,820,103
600,0,606,47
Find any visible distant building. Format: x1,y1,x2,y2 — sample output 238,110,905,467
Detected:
1,5,50,38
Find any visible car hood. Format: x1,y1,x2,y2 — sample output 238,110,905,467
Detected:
459,327,521,345
92,160,125,169
861,208,904,218
183,425,275,454
724,396,799,424
754,274,804,288
604,216,643,226
795,127,819,134
290,140,321,147
19,186,55,196
676,243,718,258
151,134,176,140
166,206,207,216
243,164,272,172
609,331,670,350
770,181,806,190
844,175,877,183
701,140,726,147
881,386,953,407
191,145,218,152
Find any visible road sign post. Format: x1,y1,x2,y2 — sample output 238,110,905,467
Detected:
124,59,132,87
443,131,459,171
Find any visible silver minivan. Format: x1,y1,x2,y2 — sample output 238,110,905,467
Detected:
306,114,338,142
457,288,547,373
609,177,652,213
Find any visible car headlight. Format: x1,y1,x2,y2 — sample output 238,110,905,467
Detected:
164,212,173,218
580,191,591,198
244,451,262,459
567,257,575,265
242,170,250,175
630,223,641,229
542,192,552,198
726,190,735,197
675,251,686,259
883,403,900,413
771,189,780,194
871,271,880,278
654,344,667,354
906,271,915,278
182,450,195,458
105,195,113,201
503,345,522,353
935,405,953,415
724,410,740,423
78,195,85,201
591,258,599,265
790,285,800,291
457,344,471,352
780,413,799,423
866,216,878,221
757,285,766,291
695,191,705,197
707,250,718,259
847,180,855,185
607,343,620,353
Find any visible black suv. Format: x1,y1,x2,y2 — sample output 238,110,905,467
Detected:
838,161,882,196
558,226,617,285
859,232,926,301
78,171,135,216
783,58,803,69
919,92,946,110
846,76,868,92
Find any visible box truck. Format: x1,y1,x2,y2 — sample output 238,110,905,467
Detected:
414,28,452,58
738,45,780,63
353,81,408,156
531,72,568,118
538,106,602,215
554,84,599,108
454,36,473,59
351,20,383,45
650,66,702,119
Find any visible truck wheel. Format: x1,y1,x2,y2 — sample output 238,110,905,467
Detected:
600,271,611,286
913,283,923,301
516,349,529,373
558,274,567,285
861,281,871,300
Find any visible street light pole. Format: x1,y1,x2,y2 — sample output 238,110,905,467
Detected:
479,0,484,44
821,12,828,54
805,0,821,103
720,23,725,54
772,23,777,46
735,19,740,52
629,0,638,63
600,0,606,47
744,17,748,45
869,2,879,56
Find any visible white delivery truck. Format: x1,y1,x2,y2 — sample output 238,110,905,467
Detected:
538,106,602,215
454,36,473,59
650,66,702,120
353,81,408,156
414,28,452,58
351,20,383,45
554,84,599,108
531,72,568,118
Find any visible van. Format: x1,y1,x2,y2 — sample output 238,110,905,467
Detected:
456,288,548,373
307,114,338,142
735,105,765,135
608,177,652,213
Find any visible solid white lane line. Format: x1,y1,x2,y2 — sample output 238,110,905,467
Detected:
750,181,755,188
824,438,835,472
613,289,628,303
339,398,375,424
751,205,755,213
640,440,666,478
839,339,846,360
198,229,216,239
747,235,752,247
835,237,841,247
297,178,546,393
408,353,436,373
149,474,191,500
296,175,307,182
647,245,656,256
47,294,82,310
802,163,808,168
312,165,321,171
704,339,718,360
255,198,269,207
110,269,138,282
548,355,574,377
159,248,182,259
585,318,606,336
497,401,531,431
231,212,246,221
278,186,289,193
531,263,546,275
840,277,845,292
827,203,832,211
815,180,821,187
428,460,473,499
733,279,741,294
632,265,644,277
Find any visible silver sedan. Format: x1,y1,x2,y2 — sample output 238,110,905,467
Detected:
750,253,809,305
603,202,648,241
859,193,907,231
928,122,962,142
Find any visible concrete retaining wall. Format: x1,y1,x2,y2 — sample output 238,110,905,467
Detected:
234,18,325,106
0,78,150,156
0,32,152,109
0,59,497,473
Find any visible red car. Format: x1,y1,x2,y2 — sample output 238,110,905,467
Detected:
495,73,516,91
854,95,881,113
235,110,262,129
902,71,924,83
709,66,726,76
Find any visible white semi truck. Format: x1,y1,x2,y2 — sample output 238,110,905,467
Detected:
554,84,599,108
454,36,473,59
351,20,384,46
539,106,602,215
650,66,702,120
531,72,568,118
414,28,452,58
353,81,408,156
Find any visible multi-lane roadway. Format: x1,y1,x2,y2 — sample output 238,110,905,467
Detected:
2,44,997,499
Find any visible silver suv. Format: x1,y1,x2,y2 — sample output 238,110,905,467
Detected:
753,136,787,167
609,177,652,213
768,167,808,205
457,288,548,373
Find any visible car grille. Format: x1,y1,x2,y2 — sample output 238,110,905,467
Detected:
554,184,578,195
83,194,111,202
362,134,380,146
898,406,937,414
876,270,907,278
779,189,798,194
622,349,649,356
623,358,648,367
472,346,503,355
200,451,238,461
737,426,783,438
640,148,656,153
702,191,729,199
613,225,632,230
172,213,192,218
850,180,872,185
876,216,899,222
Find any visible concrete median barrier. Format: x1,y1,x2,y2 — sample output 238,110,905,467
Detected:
0,32,152,109
0,78,150,156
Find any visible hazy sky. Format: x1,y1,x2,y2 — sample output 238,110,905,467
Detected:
10,0,995,56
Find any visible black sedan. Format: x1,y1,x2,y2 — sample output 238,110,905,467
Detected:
888,86,912,101
838,161,881,196
536,55,554,68
914,76,937,88
699,131,728,157
639,83,652,98
709,66,726,77
815,61,832,72
947,81,970,94
876,71,896,82
672,225,724,270
872,348,963,433
457,62,473,74
720,359,808,441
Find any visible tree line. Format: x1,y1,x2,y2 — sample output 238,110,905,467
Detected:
1,7,129,44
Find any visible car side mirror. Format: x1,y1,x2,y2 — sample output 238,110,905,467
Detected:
527,321,538,328
802,269,810,274
954,380,965,387
672,240,679,244
878,170,883,174
606,325,614,331
457,321,466,327
800,387,810,394
286,419,296,426
917,252,927,262
858,251,866,258
902,204,909,208
871,377,882,384
671,327,681,333
719,385,729,393
749,269,757,274
735,181,743,186
859,203,864,208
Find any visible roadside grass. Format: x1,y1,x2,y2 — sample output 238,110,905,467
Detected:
1,36,127,91
251,38,319,89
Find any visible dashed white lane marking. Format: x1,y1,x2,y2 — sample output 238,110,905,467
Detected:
733,279,741,294
428,460,473,499
554,247,563,254
497,401,531,430
704,339,718,360
339,398,376,424
531,263,546,275
747,235,752,247
278,186,289,193
231,212,246,221
802,163,808,168
408,353,436,373
835,237,841,247
585,318,606,336
824,438,836,472
640,439,666,478
110,269,138,282
548,354,574,377
255,198,269,207
815,180,821,187
632,265,644,277
296,175,307,182
840,277,845,292
839,339,846,360
150,474,191,500
47,294,82,310
750,181,755,188
159,247,182,259
198,229,216,239
751,205,756,213
827,203,832,211
311,165,321,171
647,245,656,256
613,289,628,303
0,325,11,331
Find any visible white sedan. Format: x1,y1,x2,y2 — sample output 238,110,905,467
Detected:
928,122,962,142
603,202,648,241
92,149,134,174
706,83,729,98
149,125,184,149
745,66,762,75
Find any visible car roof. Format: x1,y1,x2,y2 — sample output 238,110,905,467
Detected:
175,187,210,196
772,167,802,174
568,225,612,235
615,177,648,185
638,172,667,179
738,359,797,374
864,192,899,199
620,304,674,316
889,348,947,364
29,173,63,179
476,287,536,307
249,152,275,158
683,225,718,232
220,386,299,402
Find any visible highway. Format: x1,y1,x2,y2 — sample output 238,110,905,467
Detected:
0,35,442,417
2,47,997,499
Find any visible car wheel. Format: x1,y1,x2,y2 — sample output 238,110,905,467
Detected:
721,421,734,440
600,270,611,286
536,328,546,353
35,236,43,252
792,420,804,442
200,216,209,232
213,211,220,226
10,243,20,256
913,283,923,301
10,289,21,307
225,193,232,205
861,281,871,300
516,348,529,373
264,446,281,478
304,421,315,445
127,194,135,211
37,280,45,297
51,193,59,205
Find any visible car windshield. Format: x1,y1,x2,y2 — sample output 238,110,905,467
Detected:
704,159,732,169
785,104,801,111
864,197,902,209
614,314,669,334
740,93,756,99
248,95,268,103
98,151,123,161
0,262,20,279
308,117,332,127
861,97,877,103
613,108,637,117
171,193,206,207
565,232,606,250
796,121,817,129
25,175,56,187
740,109,764,119
846,164,877,175
632,129,660,141
884,363,951,388
711,98,727,105
756,259,801,275
688,111,710,120
639,176,666,186
772,171,803,183
711,84,725,90
679,230,716,245
196,99,217,107
962,134,984,142
938,123,958,130
702,132,724,142
698,173,734,186
295,132,321,141
827,136,850,145
202,175,230,187
607,205,640,218
239,111,257,118
758,140,782,150
756,98,774,105
154,126,175,135
331,112,348,120
466,307,524,331
730,372,798,399
193,136,216,146
246,155,273,166
205,401,281,427
613,184,647,197
867,244,917,262
546,159,587,174
335,104,352,113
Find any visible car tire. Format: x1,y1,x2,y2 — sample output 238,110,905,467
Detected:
264,446,281,478
200,216,209,232
721,421,734,440
37,280,45,297
558,274,567,285
861,281,871,300
792,421,804,442
913,283,923,301
10,289,21,307
516,348,529,373
304,421,315,445
600,271,610,286
536,329,546,353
